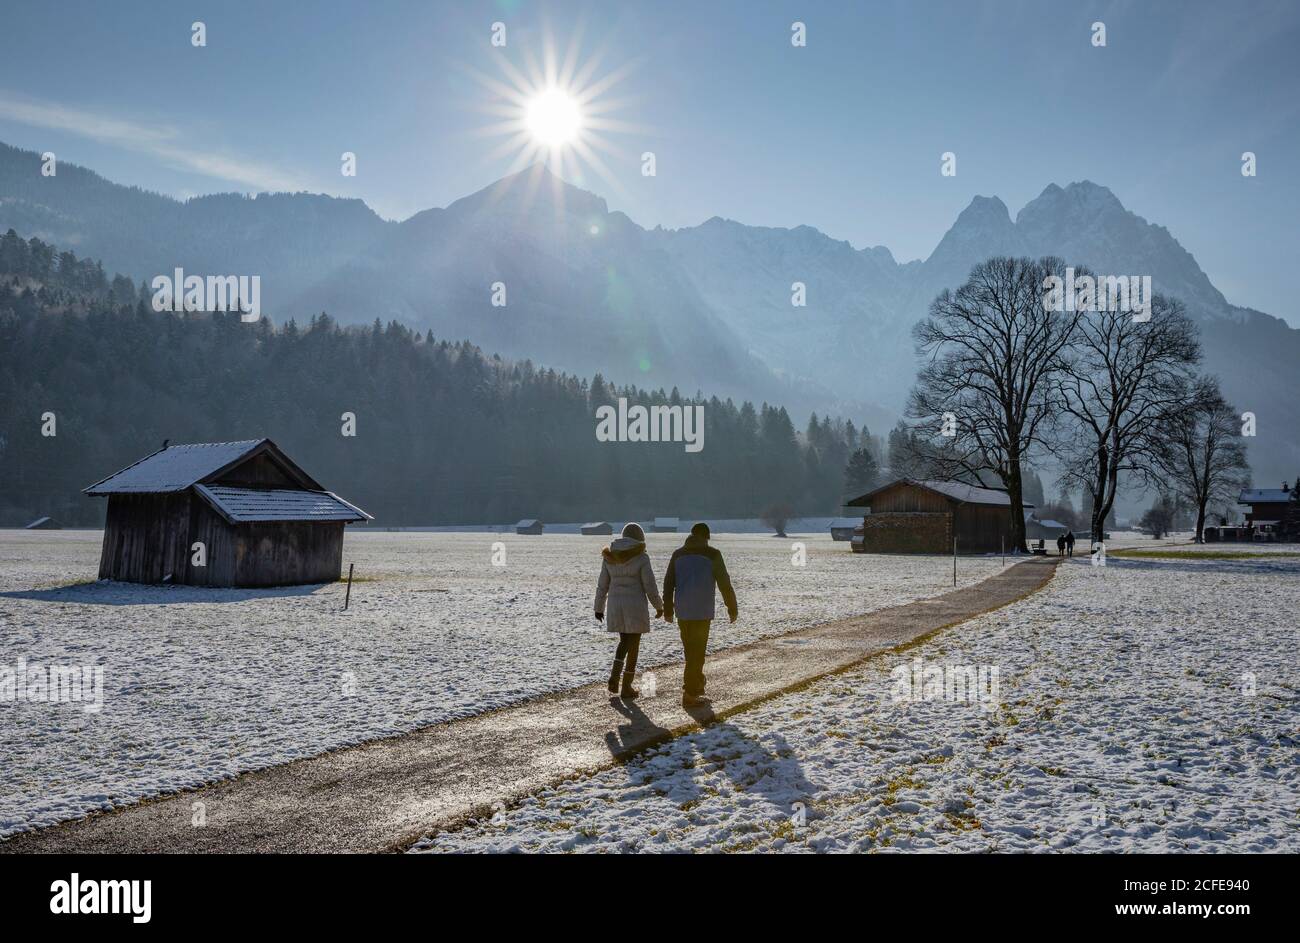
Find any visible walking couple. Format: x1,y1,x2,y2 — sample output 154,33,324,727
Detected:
593,522,739,709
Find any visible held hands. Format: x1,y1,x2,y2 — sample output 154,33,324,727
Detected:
594,611,604,622
728,611,738,624
654,609,663,619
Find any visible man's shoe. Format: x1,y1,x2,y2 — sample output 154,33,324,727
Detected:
608,659,624,694
620,671,639,700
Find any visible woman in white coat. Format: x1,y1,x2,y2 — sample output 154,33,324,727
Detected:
594,522,663,699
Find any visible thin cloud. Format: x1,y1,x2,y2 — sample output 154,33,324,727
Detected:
0,91,307,193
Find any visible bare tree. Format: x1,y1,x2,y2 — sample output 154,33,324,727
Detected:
1051,292,1204,544
908,257,1080,552
761,502,793,538
1156,381,1251,542
1138,494,1176,539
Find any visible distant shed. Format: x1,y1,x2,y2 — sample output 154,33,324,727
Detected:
846,478,1025,554
1024,512,1068,543
84,439,370,587
829,518,859,541
652,517,679,533
581,521,613,536
516,519,544,535
24,516,61,530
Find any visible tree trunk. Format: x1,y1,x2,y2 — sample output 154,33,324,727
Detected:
1007,457,1028,553
1195,503,1207,543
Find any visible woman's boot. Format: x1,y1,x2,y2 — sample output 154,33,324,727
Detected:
608,659,624,694
620,670,639,699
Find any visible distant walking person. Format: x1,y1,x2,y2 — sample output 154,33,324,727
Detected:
1065,530,1076,557
662,522,738,709
1056,534,1066,557
594,523,662,700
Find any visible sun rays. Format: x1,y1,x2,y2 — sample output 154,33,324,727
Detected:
463,23,644,216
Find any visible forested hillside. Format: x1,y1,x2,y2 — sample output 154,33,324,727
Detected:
0,233,872,526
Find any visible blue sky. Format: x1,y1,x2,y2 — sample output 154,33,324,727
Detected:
1,0,1297,320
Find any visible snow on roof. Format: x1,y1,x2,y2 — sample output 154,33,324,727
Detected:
654,517,679,525
194,485,370,523
1238,489,1291,504
85,440,267,494
849,478,1025,508
829,518,860,528
917,479,1018,506
516,519,541,527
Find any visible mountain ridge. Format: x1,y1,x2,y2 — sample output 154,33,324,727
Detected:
1,141,1295,484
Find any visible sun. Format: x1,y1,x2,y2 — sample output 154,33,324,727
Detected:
525,88,583,148
462,25,643,212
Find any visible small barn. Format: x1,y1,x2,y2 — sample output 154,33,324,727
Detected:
516,519,544,535
652,517,679,533
24,516,61,530
1024,512,1068,543
1238,486,1294,539
846,479,1026,554
829,518,860,541
581,521,613,536
84,439,370,587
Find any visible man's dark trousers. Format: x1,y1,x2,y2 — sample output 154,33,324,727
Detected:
678,620,711,697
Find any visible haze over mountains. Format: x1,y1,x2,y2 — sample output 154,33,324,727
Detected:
1,140,1295,485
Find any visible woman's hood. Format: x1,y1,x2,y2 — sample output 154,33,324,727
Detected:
603,537,646,563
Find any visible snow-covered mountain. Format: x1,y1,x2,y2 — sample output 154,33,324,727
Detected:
1,142,1295,481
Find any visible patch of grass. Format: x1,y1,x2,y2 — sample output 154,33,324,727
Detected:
944,811,982,831
1109,549,1300,560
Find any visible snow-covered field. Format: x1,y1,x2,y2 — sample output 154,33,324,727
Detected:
414,554,1299,853
0,529,1009,836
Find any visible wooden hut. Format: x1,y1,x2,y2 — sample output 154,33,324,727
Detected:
846,479,1026,554
581,521,613,536
1024,512,1068,543
24,516,61,530
84,439,370,587
1238,486,1293,540
652,517,679,533
829,518,859,541
516,519,544,535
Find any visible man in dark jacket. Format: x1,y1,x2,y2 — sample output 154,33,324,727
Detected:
1065,530,1076,557
662,522,738,708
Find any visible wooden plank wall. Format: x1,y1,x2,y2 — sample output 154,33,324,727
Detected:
231,520,345,587
99,490,345,587
210,453,300,489
869,483,951,513
99,493,192,582
953,504,1015,552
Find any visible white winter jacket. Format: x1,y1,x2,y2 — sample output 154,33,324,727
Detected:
594,538,663,634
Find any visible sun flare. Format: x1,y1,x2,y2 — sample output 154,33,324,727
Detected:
525,88,583,148
464,27,642,212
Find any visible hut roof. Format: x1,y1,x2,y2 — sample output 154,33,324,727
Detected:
516,519,541,527
194,485,370,524
1238,488,1291,504
848,478,1027,509
84,439,321,495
